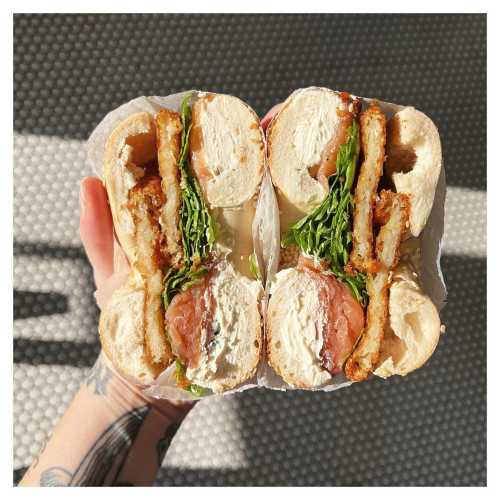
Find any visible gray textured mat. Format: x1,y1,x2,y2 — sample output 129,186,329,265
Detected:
14,14,486,486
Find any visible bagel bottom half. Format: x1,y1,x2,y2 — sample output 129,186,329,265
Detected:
374,264,442,378
99,270,172,385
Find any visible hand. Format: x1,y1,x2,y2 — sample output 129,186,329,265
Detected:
79,177,115,289
79,177,131,309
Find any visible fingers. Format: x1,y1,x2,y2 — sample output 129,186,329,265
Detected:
80,177,114,289
260,103,283,132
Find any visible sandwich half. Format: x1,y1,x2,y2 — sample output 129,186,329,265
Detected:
266,87,442,388
99,92,265,394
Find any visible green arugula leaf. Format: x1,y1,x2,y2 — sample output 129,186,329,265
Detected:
162,265,208,308
177,92,215,268
162,92,217,309
173,359,186,386
282,120,368,306
173,359,209,397
186,384,208,397
249,254,261,280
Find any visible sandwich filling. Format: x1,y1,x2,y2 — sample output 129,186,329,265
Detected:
268,257,364,388
167,262,261,393
190,94,264,208
298,256,365,375
269,88,355,213
160,93,263,395
268,92,418,386
268,268,329,388
282,112,367,304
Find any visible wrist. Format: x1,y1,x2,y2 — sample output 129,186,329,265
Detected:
87,352,194,425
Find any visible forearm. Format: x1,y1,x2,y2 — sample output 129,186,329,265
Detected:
20,354,193,487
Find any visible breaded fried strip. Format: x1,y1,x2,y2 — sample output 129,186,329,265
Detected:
350,105,387,273
345,192,409,381
156,109,183,268
376,192,410,270
373,189,394,225
143,270,172,371
127,176,173,371
128,176,167,277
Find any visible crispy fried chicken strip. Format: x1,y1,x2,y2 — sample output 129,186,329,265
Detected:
350,104,387,273
156,109,183,268
128,176,173,371
345,191,409,382
128,176,167,276
373,189,394,226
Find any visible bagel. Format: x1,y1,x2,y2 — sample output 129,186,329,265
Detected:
98,92,265,393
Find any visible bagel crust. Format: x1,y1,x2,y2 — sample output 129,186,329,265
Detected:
99,94,265,391
374,264,442,378
385,107,442,237
267,87,352,216
190,93,265,208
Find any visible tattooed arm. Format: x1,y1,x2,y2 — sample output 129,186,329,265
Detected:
18,179,195,486
19,353,192,487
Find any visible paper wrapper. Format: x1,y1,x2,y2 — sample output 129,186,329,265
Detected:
86,90,446,400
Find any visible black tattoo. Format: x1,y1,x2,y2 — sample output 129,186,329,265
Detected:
156,423,179,466
85,357,113,396
39,467,72,486
39,405,149,486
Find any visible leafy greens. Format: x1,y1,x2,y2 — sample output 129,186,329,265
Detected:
282,121,368,306
178,93,216,266
174,360,209,397
248,254,261,280
162,93,216,309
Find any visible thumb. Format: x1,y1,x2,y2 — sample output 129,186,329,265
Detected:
79,177,114,289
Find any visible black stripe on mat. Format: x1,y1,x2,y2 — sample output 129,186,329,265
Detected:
14,338,99,367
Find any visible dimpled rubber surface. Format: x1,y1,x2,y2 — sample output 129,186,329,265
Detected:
14,14,486,486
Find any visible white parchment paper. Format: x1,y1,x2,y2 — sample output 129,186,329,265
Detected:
86,89,446,400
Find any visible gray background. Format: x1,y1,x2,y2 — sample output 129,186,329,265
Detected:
13,14,486,485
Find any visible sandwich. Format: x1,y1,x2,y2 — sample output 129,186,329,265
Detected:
98,92,265,395
265,87,443,388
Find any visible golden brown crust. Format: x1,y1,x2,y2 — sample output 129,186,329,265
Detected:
127,175,167,275
344,271,390,382
156,109,183,268
384,107,442,237
350,104,386,274
101,111,176,381
373,189,394,225
142,273,173,372
345,193,410,382
375,192,410,270
99,274,167,384
103,112,157,267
